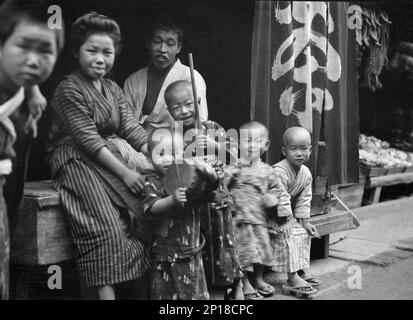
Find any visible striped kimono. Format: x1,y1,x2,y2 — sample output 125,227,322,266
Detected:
269,159,313,273
48,71,152,287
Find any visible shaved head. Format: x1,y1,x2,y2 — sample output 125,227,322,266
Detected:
282,126,311,147
164,80,193,108
239,121,269,140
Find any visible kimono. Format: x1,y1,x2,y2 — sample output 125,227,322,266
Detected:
184,120,243,286
269,159,313,273
142,170,217,300
0,88,25,300
123,59,208,132
224,159,278,271
48,71,151,287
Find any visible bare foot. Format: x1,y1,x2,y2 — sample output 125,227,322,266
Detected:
287,272,311,288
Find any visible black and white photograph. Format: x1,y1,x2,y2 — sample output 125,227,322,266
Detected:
0,0,413,304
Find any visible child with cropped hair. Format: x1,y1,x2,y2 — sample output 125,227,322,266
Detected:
270,126,321,296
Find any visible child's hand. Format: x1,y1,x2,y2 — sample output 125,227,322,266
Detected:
302,221,321,238
195,161,217,181
172,187,187,206
195,134,217,152
24,89,47,137
262,193,278,208
28,91,47,117
275,219,293,234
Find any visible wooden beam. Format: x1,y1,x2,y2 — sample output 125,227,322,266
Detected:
366,171,413,189
310,208,359,237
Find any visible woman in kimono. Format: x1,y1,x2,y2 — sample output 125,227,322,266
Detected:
48,12,151,300
0,0,64,300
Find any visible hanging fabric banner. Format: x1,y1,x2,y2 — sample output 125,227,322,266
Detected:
251,1,359,185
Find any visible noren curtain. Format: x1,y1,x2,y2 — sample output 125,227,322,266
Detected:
251,1,359,185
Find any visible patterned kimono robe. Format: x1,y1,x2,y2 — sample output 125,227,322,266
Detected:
269,159,313,273
0,88,25,300
183,120,243,286
142,170,217,300
48,71,151,287
123,59,208,132
224,159,279,270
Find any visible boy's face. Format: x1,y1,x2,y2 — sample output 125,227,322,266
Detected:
168,87,198,127
78,33,115,81
282,134,312,169
149,29,181,71
0,20,58,90
239,128,270,160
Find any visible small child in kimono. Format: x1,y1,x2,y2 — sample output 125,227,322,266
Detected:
164,80,244,300
142,128,219,300
224,121,279,299
270,126,321,294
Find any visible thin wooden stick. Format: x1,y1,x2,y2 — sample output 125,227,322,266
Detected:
188,53,202,130
188,53,215,284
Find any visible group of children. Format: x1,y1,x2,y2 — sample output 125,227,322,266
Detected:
141,80,321,300
0,0,321,299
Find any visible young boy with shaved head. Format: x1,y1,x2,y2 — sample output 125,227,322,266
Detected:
269,126,321,295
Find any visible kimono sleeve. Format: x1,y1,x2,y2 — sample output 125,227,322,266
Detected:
115,84,148,151
141,179,164,220
266,166,282,198
123,74,137,115
223,163,240,189
293,173,312,219
273,166,293,218
52,79,106,156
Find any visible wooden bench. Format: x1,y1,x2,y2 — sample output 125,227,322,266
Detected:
11,180,74,266
10,181,75,299
364,170,413,205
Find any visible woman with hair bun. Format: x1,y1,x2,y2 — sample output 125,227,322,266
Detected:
48,12,151,300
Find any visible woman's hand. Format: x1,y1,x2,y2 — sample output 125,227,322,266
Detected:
121,169,145,194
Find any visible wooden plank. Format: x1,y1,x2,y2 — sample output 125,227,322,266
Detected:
366,171,413,188
310,209,359,237
24,180,60,208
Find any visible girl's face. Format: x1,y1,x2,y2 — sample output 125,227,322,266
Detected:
0,20,58,92
78,33,115,81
